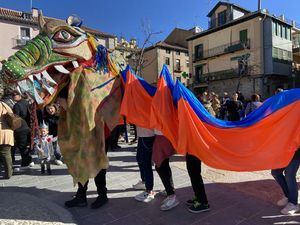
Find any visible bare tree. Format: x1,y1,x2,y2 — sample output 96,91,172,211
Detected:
131,19,162,75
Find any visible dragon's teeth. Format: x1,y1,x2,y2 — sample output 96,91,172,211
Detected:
18,80,29,92
72,61,79,68
41,70,57,85
16,86,21,94
33,88,44,104
34,73,42,80
28,75,34,82
54,65,70,74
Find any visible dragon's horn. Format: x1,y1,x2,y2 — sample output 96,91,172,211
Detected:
38,10,46,30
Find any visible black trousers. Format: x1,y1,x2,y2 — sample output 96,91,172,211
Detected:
13,130,31,166
186,153,208,204
77,169,107,197
77,138,110,197
156,158,175,196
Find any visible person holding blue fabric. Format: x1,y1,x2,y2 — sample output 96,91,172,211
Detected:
271,149,300,215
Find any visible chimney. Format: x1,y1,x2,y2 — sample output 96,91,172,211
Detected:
258,0,261,11
32,7,38,17
280,14,285,22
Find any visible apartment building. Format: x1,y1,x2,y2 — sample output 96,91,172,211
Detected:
291,26,300,87
0,7,116,64
187,1,295,98
137,28,198,86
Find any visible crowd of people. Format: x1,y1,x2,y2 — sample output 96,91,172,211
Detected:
0,87,299,215
0,89,64,177
197,90,264,121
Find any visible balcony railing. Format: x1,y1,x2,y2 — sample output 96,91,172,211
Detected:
174,66,182,72
195,69,238,83
193,39,250,62
12,36,30,48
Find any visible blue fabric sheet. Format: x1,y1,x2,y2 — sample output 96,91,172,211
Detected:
173,81,300,128
121,65,156,96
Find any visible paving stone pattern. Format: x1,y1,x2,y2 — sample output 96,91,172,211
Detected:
0,142,299,225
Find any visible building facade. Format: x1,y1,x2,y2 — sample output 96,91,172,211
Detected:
292,25,300,88
187,1,295,98
112,37,139,71
137,28,197,86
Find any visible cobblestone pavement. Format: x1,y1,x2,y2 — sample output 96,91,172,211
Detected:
0,142,299,225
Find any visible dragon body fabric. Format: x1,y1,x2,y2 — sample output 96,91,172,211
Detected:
120,65,300,172
1,13,121,184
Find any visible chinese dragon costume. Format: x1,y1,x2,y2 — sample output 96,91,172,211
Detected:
1,12,122,208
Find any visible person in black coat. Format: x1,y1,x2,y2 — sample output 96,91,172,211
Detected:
224,93,243,121
43,104,63,165
11,90,32,167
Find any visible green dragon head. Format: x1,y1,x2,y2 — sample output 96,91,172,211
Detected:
1,12,110,106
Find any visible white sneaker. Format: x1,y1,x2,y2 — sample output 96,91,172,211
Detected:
13,167,20,172
281,203,299,215
54,159,63,166
160,195,180,211
132,180,145,190
28,162,35,167
135,191,156,203
277,197,288,206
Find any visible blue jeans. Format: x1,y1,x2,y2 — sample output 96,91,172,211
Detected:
136,136,155,191
271,159,300,205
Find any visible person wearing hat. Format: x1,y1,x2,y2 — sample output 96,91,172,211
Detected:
34,121,55,174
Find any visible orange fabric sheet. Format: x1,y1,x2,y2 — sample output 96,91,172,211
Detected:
176,98,300,171
120,69,153,128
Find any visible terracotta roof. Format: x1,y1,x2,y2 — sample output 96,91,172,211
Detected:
0,7,115,38
0,8,37,25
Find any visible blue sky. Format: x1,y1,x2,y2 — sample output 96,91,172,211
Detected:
0,0,299,46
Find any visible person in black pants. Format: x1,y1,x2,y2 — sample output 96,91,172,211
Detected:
186,153,210,213
13,120,31,167
11,91,33,167
110,124,125,150
155,158,180,210
134,127,156,203
64,138,110,209
152,132,179,211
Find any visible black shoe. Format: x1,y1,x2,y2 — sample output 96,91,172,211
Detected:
186,197,197,206
188,201,210,213
91,196,108,209
65,196,88,208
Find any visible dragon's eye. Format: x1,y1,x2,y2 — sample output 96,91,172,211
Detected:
53,30,75,43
